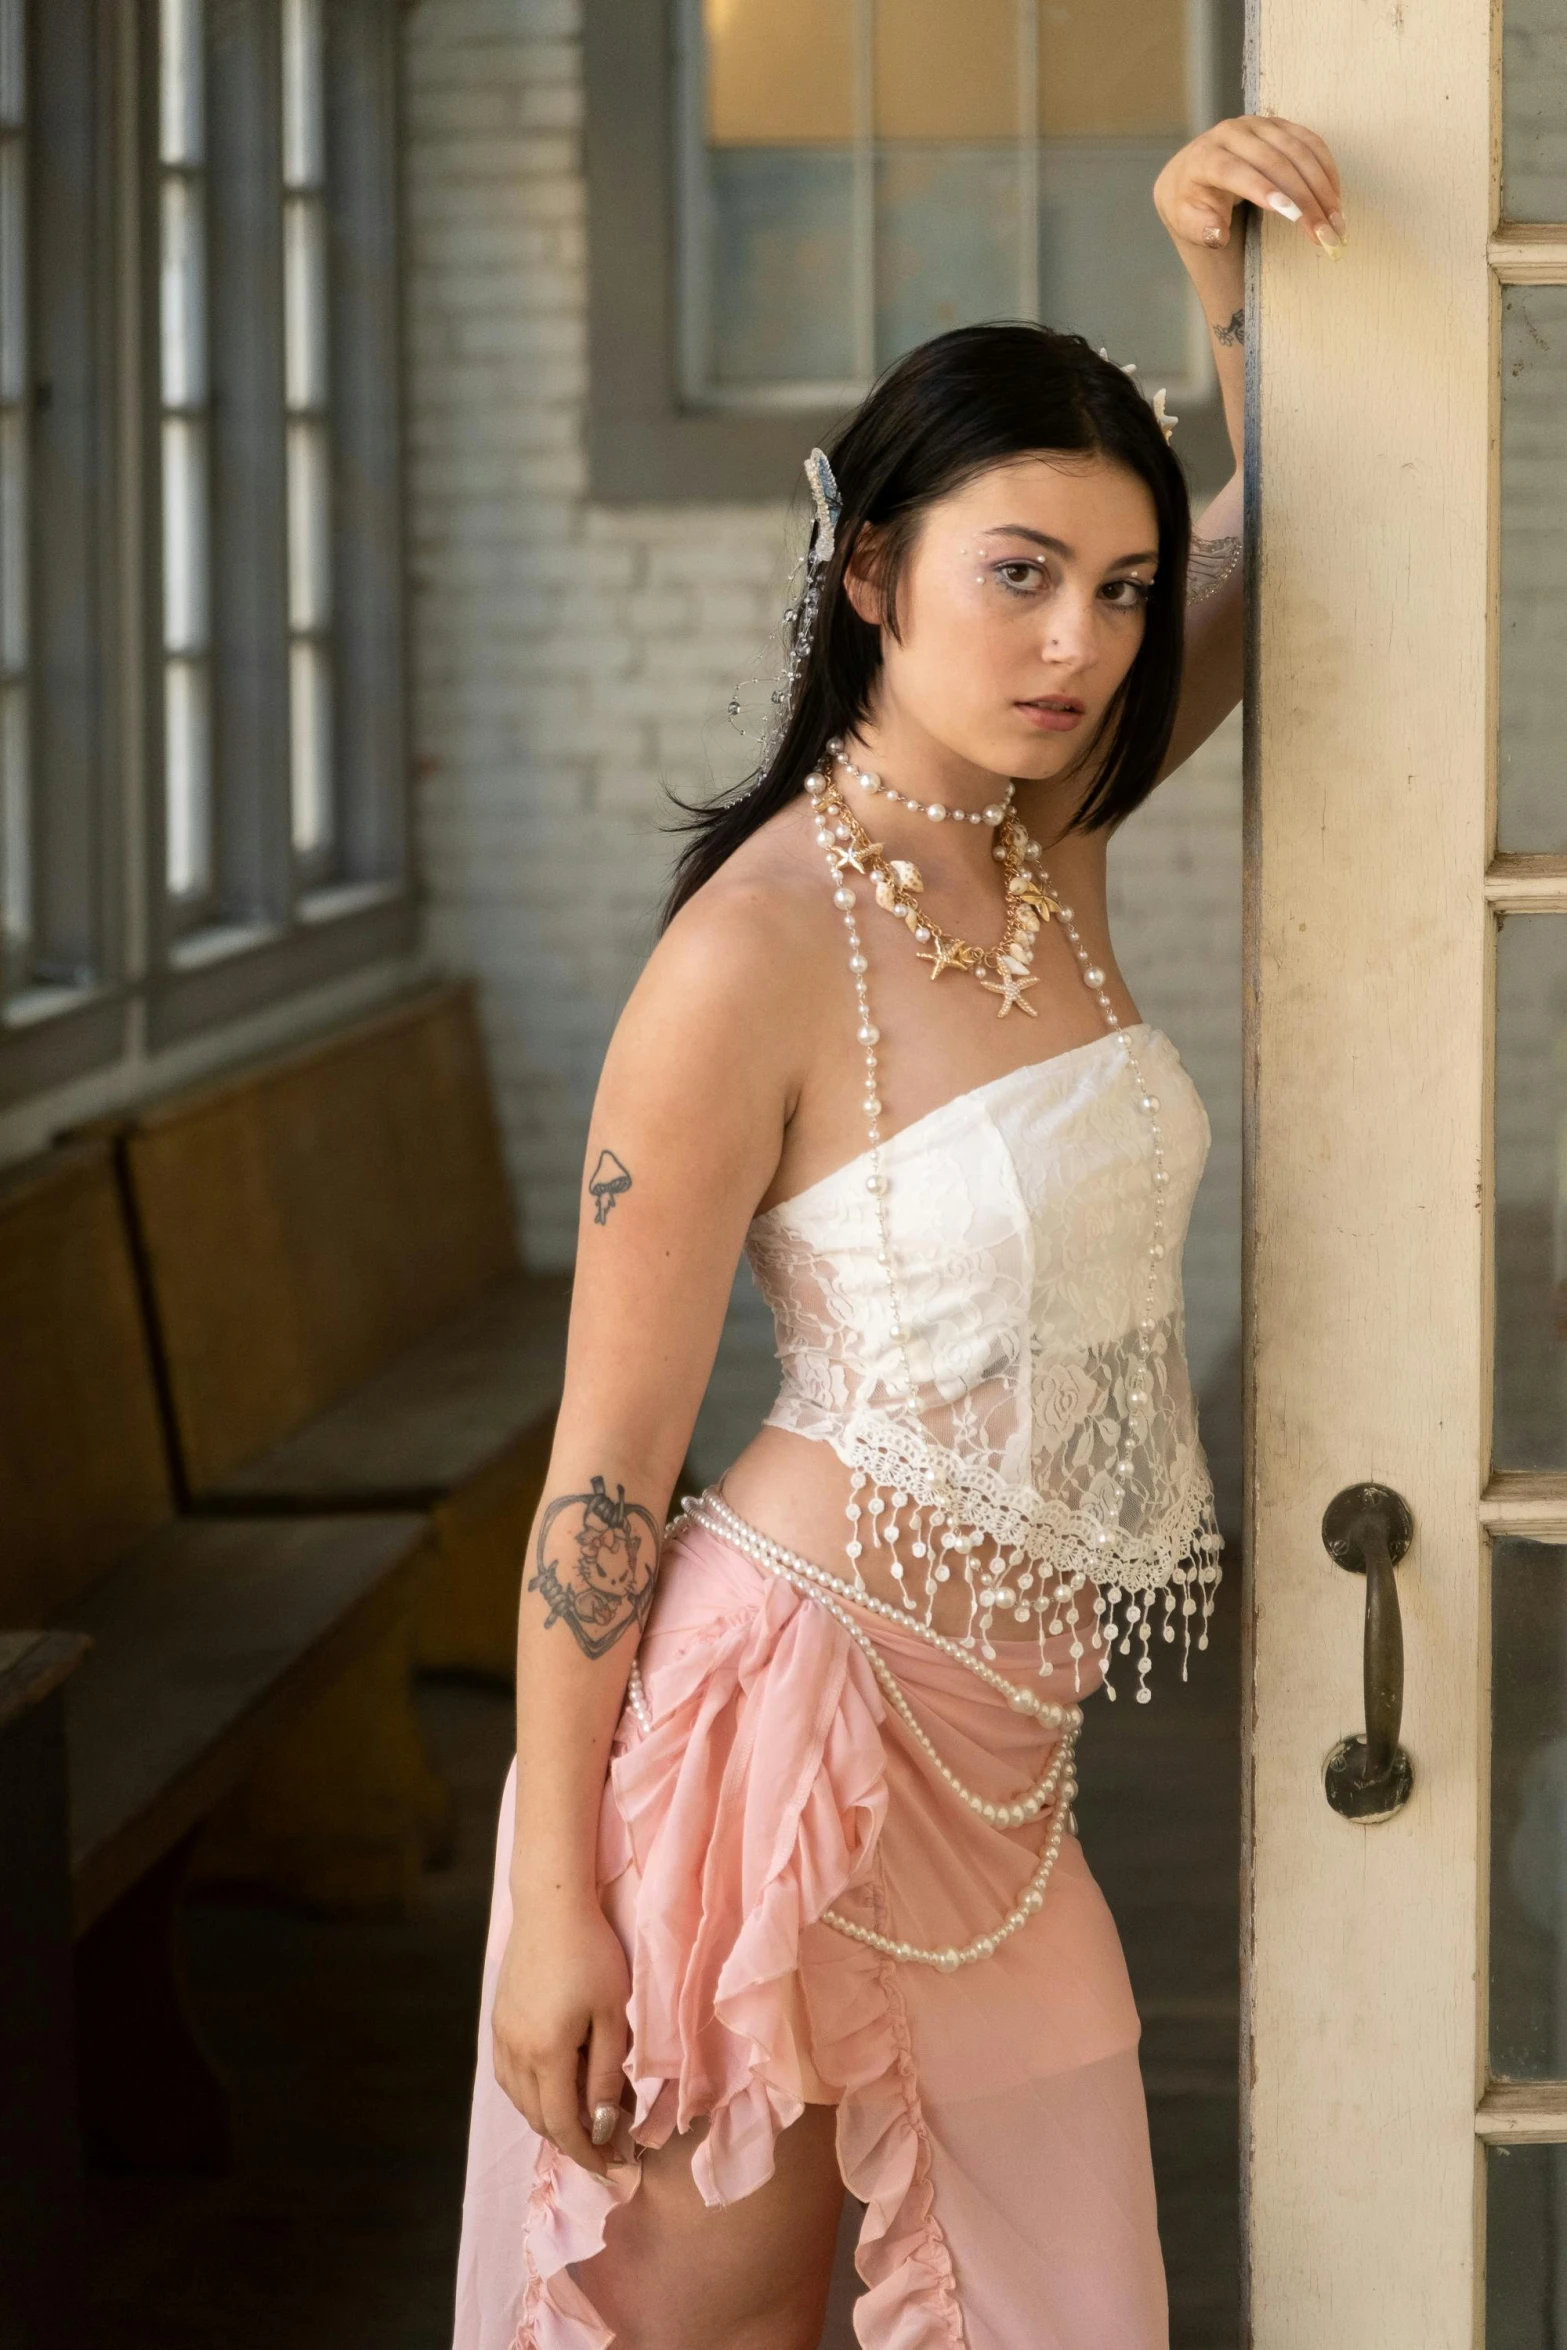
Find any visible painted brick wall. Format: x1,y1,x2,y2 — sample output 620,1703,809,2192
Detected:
403,0,1244,1522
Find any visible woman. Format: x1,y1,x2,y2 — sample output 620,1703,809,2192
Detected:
454,117,1344,2350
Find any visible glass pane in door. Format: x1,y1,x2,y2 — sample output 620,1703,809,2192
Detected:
1488,2142,1567,2347
1492,1537,1567,2077
1500,288,1567,851
1502,0,1567,222
1494,917,1567,1470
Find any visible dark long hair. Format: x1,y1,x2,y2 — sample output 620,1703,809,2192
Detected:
661,322,1190,930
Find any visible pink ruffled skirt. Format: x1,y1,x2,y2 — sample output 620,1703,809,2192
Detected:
452,1513,1167,2349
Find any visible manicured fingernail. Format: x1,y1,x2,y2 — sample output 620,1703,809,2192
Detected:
1267,191,1303,222
1329,209,1347,234
1313,222,1343,254
591,2104,618,2146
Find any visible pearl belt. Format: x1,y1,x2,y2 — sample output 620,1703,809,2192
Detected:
623,1486,1082,1975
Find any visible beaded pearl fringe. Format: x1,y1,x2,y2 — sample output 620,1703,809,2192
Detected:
625,1488,1082,1973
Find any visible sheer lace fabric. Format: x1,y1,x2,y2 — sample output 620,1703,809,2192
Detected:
744,1023,1223,1694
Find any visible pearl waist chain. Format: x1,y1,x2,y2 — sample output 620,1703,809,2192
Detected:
623,1485,1081,1975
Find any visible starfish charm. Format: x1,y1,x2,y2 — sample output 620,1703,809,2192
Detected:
916,934,969,979
978,965,1040,1017
828,838,882,878
1008,872,1062,920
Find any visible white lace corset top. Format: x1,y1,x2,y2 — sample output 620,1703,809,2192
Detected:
744,1023,1223,1686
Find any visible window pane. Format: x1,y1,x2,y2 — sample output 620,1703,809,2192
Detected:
1038,138,1189,379
1487,2142,1567,2346
282,0,324,189
162,414,209,654
1492,1539,1567,2081
160,173,206,409
0,0,23,133
1495,916,1567,1472
704,0,854,145
164,657,211,897
283,194,328,409
290,639,332,856
287,417,331,630
1039,0,1189,136
874,0,1017,140
159,0,204,168
1500,287,1567,852
876,147,1022,364
707,148,855,387
0,134,24,407
1503,0,1567,223
0,407,25,672
1,677,27,974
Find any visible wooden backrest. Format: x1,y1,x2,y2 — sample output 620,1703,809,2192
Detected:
0,1145,173,1621
118,981,521,1493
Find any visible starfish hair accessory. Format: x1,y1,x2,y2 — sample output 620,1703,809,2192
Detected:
1098,347,1179,445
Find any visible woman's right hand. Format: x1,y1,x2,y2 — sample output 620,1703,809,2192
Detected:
491,1887,632,2177
1154,115,1345,257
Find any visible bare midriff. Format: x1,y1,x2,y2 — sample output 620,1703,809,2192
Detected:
709,1420,1048,1650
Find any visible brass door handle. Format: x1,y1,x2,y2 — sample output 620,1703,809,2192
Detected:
1321,1482,1415,1823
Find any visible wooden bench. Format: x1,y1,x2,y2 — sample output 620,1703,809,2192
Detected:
104,979,571,1687
0,1144,442,2171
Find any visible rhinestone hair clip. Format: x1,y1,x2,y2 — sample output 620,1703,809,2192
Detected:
803,445,841,564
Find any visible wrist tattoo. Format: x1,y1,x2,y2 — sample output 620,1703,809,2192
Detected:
529,1476,661,1657
1211,307,1244,349
588,1148,632,1225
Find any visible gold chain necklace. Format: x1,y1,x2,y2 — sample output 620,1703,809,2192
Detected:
807,761,1064,1018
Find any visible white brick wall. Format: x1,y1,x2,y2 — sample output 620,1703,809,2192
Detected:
404,0,1244,1521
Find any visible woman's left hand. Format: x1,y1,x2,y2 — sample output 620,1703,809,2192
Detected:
1155,115,1345,257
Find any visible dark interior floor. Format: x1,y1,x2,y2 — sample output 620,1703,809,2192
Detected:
83,1589,1241,2350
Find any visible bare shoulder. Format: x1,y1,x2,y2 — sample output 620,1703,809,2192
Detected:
610,798,841,1107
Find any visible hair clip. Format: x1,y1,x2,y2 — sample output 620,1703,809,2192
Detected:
1098,348,1179,444
803,447,841,564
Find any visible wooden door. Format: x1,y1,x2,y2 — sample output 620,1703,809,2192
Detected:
1246,0,1567,2339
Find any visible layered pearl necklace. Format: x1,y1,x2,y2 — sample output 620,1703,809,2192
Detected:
618,745,1181,1976
808,741,1175,1700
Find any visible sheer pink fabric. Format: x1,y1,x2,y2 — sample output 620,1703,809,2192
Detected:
453,1516,1168,2350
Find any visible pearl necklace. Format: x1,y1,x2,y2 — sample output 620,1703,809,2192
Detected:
833,739,1013,829
808,744,1174,1703
627,1487,1082,1973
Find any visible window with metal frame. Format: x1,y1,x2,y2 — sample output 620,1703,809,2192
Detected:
677,0,1216,415
0,0,28,1004
154,0,406,998
0,0,120,1087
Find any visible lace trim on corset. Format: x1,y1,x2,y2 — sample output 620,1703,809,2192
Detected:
841,1407,1223,1599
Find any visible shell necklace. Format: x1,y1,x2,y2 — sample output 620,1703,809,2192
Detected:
815,739,1062,1017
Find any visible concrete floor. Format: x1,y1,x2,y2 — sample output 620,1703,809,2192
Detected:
82,1591,1240,2349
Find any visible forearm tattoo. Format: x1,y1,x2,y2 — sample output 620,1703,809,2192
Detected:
528,1476,661,1657
1212,306,1244,348
1186,534,1243,607
588,1148,632,1225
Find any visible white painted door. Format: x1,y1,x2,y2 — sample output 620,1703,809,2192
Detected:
1246,0,1567,2341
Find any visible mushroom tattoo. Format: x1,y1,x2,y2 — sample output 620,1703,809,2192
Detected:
588,1148,633,1225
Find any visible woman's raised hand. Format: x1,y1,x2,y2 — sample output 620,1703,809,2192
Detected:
491,1888,632,2177
1155,115,1345,257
